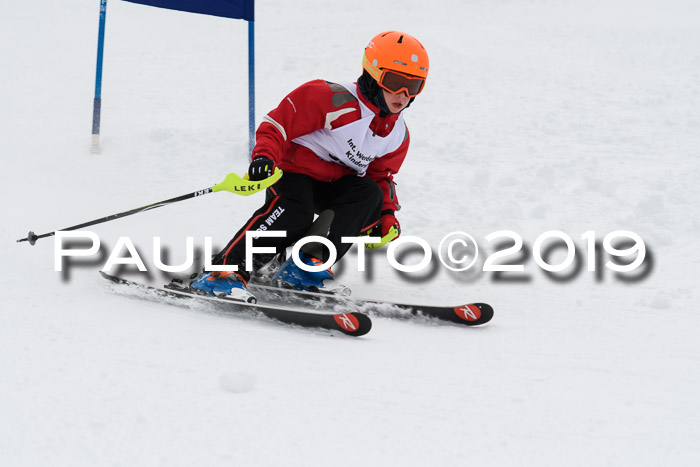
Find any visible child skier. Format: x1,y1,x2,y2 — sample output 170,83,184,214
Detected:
191,31,429,301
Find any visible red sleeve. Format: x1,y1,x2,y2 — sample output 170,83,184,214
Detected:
366,130,410,213
251,80,360,164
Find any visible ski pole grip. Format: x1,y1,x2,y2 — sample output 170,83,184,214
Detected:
365,226,400,250
213,169,283,196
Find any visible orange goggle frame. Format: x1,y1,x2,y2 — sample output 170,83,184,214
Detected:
377,70,426,97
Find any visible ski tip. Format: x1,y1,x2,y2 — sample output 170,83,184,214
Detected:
333,312,372,336
453,303,494,326
100,271,118,282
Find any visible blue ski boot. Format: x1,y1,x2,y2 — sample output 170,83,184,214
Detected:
190,271,257,303
272,252,348,295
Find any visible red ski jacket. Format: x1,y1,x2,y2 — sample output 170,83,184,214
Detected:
251,79,409,213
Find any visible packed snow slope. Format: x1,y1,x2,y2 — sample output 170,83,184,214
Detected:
2,0,699,466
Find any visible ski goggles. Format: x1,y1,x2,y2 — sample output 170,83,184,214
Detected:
377,70,426,97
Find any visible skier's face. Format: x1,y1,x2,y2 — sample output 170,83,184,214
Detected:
382,89,410,113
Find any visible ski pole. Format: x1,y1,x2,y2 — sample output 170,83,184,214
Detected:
17,169,283,246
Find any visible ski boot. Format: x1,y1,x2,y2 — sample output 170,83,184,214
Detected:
190,270,257,303
272,252,349,295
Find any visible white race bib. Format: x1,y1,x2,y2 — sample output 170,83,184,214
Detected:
292,83,406,176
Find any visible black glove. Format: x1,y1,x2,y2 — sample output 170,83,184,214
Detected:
248,156,276,181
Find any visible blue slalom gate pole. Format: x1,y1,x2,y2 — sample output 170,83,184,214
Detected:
248,19,255,159
91,0,108,154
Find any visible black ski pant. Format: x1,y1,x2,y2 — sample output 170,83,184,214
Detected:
212,172,383,280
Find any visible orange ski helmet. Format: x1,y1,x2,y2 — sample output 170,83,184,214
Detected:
362,31,429,97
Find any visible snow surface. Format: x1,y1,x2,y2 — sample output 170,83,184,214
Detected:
2,0,700,465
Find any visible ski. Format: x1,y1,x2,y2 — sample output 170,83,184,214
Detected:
247,282,494,327
100,272,372,337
